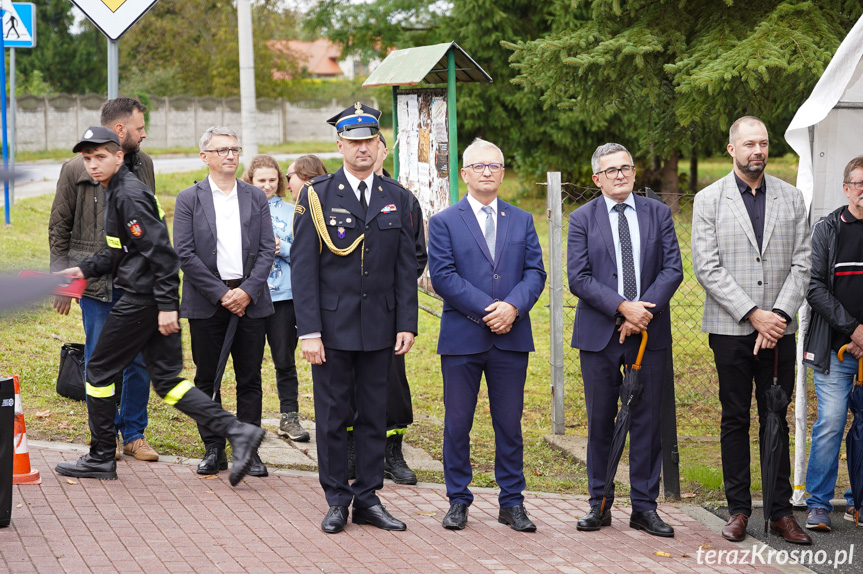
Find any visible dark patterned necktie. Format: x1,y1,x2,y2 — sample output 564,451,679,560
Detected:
614,203,637,300
359,181,368,215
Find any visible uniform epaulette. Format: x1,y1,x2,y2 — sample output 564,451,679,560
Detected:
380,175,409,191
308,173,333,186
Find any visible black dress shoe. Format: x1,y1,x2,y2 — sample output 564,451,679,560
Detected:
630,509,674,538
498,504,537,532
577,504,612,531
442,502,469,530
227,422,266,486
246,452,268,477
352,504,406,531
321,505,349,534
196,447,226,475
55,454,117,480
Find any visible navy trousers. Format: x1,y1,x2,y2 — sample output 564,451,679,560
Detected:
313,347,390,509
441,346,528,508
580,335,666,512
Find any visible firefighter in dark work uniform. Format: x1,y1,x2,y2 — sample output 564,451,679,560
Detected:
292,103,418,533
54,126,265,486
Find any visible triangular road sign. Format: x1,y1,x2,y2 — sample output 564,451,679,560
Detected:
70,0,158,41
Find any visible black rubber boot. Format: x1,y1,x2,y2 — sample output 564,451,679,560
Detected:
384,433,417,485
55,395,117,480
226,421,266,486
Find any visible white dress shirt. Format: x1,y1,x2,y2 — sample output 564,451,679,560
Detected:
604,193,641,300
343,170,375,206
209,176,243,281
466,193,498,236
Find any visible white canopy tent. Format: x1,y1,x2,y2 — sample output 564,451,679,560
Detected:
784,14,863,507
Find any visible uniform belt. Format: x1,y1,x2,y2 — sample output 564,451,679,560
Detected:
222,279,242,289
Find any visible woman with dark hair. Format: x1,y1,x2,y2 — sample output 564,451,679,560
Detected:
286,154,328,201
242,155,309,442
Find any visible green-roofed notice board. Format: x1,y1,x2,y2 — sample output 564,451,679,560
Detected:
363,42,491,210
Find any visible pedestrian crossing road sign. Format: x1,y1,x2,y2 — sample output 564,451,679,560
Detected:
70,0,158,41
2,2,36,49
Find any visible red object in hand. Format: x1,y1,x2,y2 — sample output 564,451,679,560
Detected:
16,270,87,298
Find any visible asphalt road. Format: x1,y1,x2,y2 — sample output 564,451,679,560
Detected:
1,151,342,207
709,505,861,573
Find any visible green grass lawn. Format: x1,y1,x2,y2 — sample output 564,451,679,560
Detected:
1,157,836,506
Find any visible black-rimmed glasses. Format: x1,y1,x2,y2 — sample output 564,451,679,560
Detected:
844,180,863,190
203,147,242,157
595,165,635,179
465,163,504,173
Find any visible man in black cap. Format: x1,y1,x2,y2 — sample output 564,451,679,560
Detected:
54,127,265,486
292,103,418,533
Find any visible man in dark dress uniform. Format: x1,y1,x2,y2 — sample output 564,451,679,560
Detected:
291,103,418,534
53,127,265,487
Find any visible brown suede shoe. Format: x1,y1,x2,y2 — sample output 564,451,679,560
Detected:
123,438,159,462
769,514,812,545
722,513,749,542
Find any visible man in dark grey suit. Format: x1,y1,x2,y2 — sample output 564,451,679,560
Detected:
173,127,275,479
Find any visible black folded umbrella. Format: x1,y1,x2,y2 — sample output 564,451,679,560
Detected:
839,344,863,526
761,348,790,533
600,330,647,514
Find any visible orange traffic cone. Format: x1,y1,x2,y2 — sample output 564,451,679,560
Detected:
12,376,41,485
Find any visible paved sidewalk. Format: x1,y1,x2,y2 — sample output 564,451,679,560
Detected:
0,443,784,573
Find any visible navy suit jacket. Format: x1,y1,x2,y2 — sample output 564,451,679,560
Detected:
428,196,546,356
567,193,682,352
291,168,418,351
173,177,275,319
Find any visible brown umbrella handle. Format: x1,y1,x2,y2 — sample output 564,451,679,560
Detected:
632,331,648,370
837,344,863,384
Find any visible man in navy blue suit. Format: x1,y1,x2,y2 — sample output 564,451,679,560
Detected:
568,143,683,537
428,138,546,532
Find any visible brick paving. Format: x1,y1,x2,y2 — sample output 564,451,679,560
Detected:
0,444,783,573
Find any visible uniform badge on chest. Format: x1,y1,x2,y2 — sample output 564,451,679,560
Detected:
337,227,346,239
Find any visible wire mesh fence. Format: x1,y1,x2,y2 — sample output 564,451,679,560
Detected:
546,177,817,439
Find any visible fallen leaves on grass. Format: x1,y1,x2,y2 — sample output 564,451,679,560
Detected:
34,410,52,418
681,492,696,499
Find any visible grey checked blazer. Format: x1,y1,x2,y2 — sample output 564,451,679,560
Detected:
692,171,810,336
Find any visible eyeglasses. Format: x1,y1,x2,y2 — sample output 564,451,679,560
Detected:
203,147,242,157
844,181,863,190
595,165,635,179
465,163,504,173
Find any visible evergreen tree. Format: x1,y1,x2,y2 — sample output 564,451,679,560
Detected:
506,0,863,199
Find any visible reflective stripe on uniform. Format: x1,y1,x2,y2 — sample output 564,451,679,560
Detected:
85,382,115,398
386,428,406,437
154,195,166,220
106,235,122,249
164,379,194,406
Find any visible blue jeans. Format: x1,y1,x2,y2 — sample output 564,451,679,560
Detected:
80,290,151,444
806,350,856,511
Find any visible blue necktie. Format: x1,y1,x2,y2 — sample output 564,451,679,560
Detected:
481,205,496,260
614,203,637,300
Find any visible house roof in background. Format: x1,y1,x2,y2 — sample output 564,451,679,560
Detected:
268,39,343,79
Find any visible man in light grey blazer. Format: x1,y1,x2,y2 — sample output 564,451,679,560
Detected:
692,116,811,545
173,126,275,479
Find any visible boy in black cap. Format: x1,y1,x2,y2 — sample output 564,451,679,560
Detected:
292,102,418,533
54,126,265,486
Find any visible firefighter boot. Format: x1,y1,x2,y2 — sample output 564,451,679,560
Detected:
226,421,266,486
384,433,417,485
56,395,118,480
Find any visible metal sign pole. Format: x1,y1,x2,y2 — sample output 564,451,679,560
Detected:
2,8,10,225
9,47,15,208
392,86,399,179
107,38,118,99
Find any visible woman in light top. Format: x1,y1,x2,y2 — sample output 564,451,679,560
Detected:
242,155,312,442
